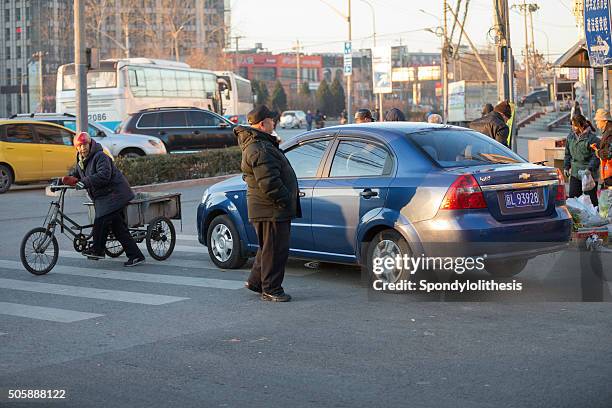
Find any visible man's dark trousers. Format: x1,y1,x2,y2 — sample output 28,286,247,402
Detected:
91,208,144,258
248,221,291,294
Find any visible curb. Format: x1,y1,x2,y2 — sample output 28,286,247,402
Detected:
10,174,239,194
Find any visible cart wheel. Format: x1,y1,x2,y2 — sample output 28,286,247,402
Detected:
105,233,125,258
73,234,88,253
146,216,176,261
20,227,59,275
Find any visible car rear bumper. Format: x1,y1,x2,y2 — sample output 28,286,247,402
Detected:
409,206,572,260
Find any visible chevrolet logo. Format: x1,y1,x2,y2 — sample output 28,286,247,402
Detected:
519,173,531,180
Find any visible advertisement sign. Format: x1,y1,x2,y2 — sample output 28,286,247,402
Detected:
372,47,392,94
27,61,41,113
584,0,612,67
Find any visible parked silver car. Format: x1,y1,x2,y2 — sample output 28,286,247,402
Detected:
10,113,167,158
279,110,307,129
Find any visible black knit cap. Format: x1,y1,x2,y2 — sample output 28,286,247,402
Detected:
248,105,278,125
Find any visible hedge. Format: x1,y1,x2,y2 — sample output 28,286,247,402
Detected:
115,147,242,186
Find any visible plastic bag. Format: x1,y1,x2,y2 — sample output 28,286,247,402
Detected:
567,195,606,227
579,169,596,192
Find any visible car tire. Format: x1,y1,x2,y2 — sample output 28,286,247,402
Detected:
485,259,528,278
366,229,413,286
206,214,248,269
0,164,13,194
119,148,145,159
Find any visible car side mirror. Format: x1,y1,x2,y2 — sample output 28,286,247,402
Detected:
97,130,105,137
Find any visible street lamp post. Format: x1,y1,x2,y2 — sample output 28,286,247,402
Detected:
357,0,378,116
74,0,87,133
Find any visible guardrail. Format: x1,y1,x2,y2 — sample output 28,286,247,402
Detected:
547,112,570,131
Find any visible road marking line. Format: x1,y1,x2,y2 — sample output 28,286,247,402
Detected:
176,234,199,241
1,259,243,289
0,302,103,323
58,251,223,271
0,277,188,305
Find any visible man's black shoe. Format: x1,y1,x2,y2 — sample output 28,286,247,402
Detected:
82,248,105,260
245,281,262,294
261,291,292,302
124,256,145,267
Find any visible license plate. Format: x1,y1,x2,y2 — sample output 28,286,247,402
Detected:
503,189,542,209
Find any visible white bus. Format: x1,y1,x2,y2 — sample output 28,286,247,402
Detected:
56,58,219,130
215,71,254,124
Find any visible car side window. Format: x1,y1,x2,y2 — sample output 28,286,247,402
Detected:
160,111,187,127
35,125,73,146
330,140,392,178
284,139,330,178
5,124,34,143
137,113,159,128
188,110,221,127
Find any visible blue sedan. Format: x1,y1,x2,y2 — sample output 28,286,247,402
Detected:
197,122,571,282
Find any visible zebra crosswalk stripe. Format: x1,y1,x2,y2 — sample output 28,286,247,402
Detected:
0,277,188,305
0,301,103,323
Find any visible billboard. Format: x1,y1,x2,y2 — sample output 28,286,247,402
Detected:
372,47,392,94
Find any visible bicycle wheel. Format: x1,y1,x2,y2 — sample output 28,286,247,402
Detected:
20,227,59,275
146,216,176,261
105,233,125,258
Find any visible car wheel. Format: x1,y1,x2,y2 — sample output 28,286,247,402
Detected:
485,259,528,278
0,164,13,194
119,148,145,159
366,229,412,285
206,214,248,269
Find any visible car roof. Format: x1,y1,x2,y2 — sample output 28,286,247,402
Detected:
285,122,463,146
0,119,76,133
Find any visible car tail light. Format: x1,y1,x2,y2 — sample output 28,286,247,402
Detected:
440,174,487,210
229,115,239,124
554,168,566,203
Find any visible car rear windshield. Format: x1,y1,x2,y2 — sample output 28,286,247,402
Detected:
406,129,525,168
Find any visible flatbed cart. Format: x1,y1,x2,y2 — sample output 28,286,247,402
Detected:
19,183,181,275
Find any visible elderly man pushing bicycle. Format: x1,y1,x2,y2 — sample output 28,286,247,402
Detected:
62,132,145,267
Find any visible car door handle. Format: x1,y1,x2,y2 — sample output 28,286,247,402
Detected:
298,191,306,198
193,130,201,135
360,189,378,198
45,150,53,153
158,131,166,136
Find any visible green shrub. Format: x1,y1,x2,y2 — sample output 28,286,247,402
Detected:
115,147,242,186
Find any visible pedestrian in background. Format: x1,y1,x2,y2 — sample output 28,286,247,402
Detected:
593,108,612,188
427,113,443,124
564,113,599,206
354,108,373,124
306,110,313,131
384,108,406,122
234,105,301,302
468,100,511,147
314,109,326,129
571,101,582,120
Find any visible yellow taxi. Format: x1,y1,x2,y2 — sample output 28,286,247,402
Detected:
0,120,111,194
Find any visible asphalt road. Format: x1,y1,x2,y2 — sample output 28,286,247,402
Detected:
1,174,612,407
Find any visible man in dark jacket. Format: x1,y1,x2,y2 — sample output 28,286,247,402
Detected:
469,100,511,147
234,105,301,302
62,132,144,266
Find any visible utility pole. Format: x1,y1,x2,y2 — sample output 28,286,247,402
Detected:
231,35,244,53
74,0,87,133
295,40,301,94
443,0,449,122
495,0,514,103
521,0,530,93
528,3,539,87
347,0,352,124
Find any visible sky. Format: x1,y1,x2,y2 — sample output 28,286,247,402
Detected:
230,0,582,62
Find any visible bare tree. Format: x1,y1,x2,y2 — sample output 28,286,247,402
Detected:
162,0,197,61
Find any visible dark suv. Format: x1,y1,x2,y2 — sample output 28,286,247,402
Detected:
518,89,550,107
119,107,236,152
